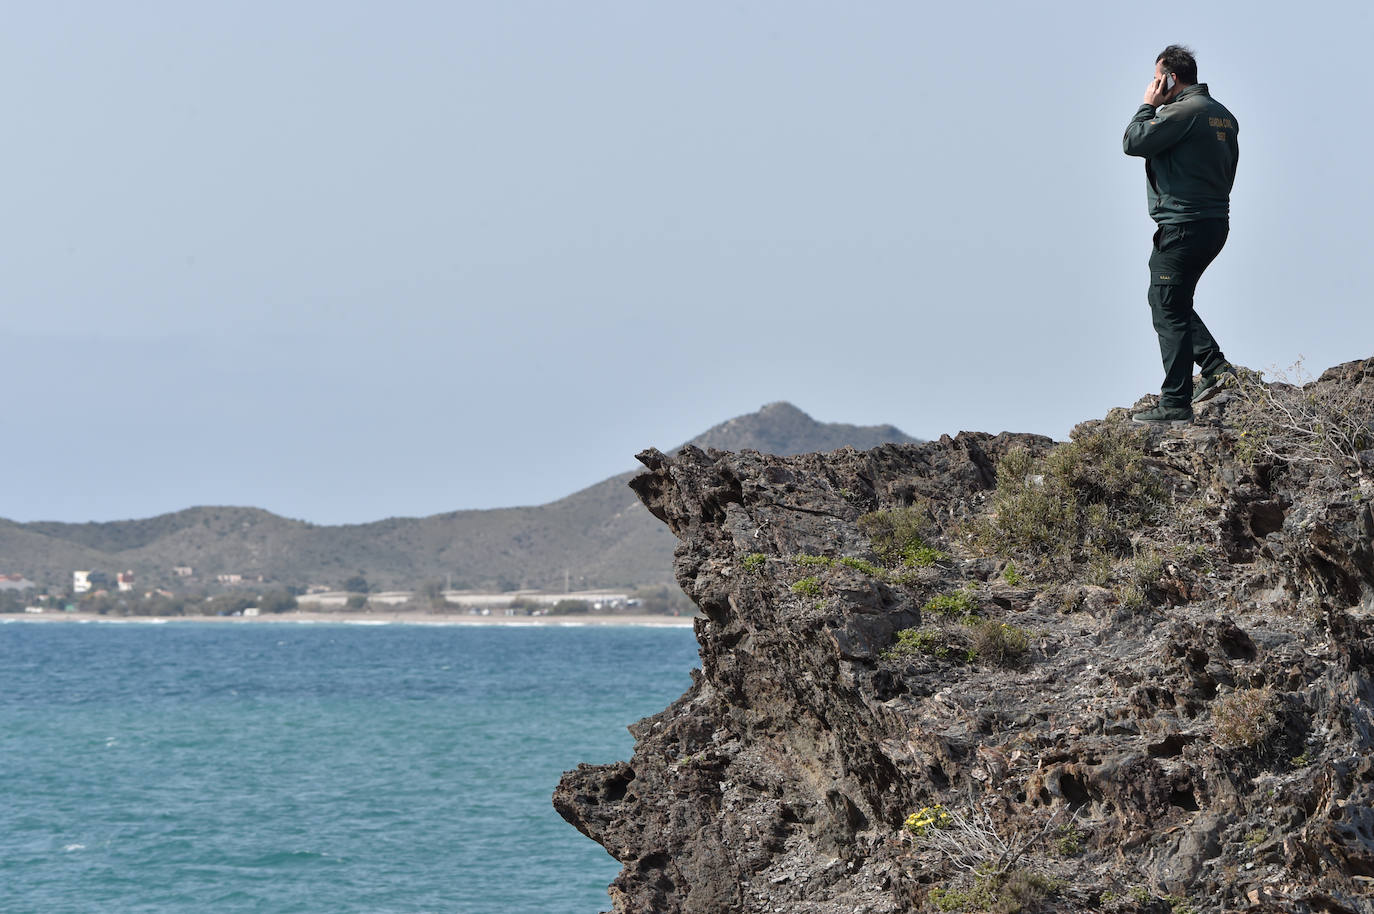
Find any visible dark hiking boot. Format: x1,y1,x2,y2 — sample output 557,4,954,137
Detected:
1192,364,1236,404
1132,404,1193,427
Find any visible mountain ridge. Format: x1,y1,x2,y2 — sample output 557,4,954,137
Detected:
1,402,917,591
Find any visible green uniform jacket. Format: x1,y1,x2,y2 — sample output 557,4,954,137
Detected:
1123,83,1238,225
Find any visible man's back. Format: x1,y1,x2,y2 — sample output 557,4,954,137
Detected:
1123,84,1238,224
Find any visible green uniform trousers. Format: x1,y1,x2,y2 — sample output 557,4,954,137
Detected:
1147,218,1230,408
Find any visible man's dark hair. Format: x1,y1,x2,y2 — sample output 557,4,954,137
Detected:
1156,45,1198,84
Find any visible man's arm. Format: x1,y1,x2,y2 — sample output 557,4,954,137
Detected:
1123,102,1193,158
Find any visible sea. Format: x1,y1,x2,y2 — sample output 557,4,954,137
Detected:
0,619,701,914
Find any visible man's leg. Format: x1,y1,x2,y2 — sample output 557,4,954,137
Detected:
1186,220,1231,378
1147,220,1230,406
1190,310,1228,378
1148,280,1195,408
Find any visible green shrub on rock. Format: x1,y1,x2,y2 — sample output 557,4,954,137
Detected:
838,556,885,577
971,619,1030,667
975,427,1165,579
1053,823,1084,857
885,626,968,662
923,588,976,618
858,505,947,568
927,867,1058,912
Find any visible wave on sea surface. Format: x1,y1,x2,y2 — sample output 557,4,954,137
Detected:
2,621,702,914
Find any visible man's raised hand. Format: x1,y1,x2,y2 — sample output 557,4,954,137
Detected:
1143,74,1168,107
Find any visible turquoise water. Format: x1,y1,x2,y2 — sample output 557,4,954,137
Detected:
0,621,700,914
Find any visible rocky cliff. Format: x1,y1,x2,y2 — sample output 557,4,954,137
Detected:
556,359,1374,913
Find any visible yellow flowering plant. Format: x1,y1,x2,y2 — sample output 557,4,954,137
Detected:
904,804,954,835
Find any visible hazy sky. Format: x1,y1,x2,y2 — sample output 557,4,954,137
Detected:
5,2,1371,525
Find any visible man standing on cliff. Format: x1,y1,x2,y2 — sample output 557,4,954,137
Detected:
1123,45,1239,426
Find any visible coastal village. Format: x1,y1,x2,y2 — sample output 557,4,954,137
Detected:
0,566,651,618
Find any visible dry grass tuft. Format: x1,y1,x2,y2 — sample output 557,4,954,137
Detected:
1213,687,1279,749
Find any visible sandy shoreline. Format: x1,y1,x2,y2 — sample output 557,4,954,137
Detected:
3,610,698,628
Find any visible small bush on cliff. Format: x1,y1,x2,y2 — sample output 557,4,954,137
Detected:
971,620,1030,667
1086,549,1115,587
888,619,1028,668
973,450,1075,572
904,805,954,835
907,800,1061,913
889,588,1030,667
947,870,1058,914
924,588,976,618
975,427,1164,578
1053,823,1084,857
1103,548,1166,613
839,556,885,577
791,576,823,598
1213,687,1279,749
1115,582,1147,613
1130,549,1165,589
741,552,768,573
908,543,947,567
903,799,1008,869
858,504,947,567
928,871,1058,914
885,626,972,663
1045,425,1162,511
1231,360,1374,470
791,552,932,588
1166,895,1198,914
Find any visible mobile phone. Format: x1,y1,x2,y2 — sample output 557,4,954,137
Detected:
1164,73,1176,92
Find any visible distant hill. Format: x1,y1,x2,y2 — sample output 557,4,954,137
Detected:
686,401,913,455
1,403,917,592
